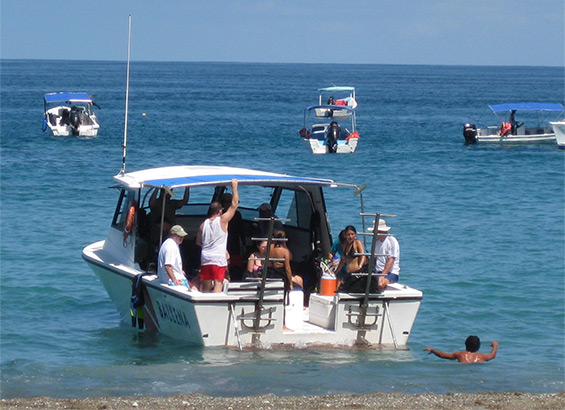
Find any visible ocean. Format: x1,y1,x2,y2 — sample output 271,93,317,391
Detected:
0,60,563,399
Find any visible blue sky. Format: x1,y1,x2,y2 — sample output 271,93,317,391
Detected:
2,0,563,66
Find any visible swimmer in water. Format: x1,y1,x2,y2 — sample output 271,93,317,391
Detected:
423,336,498,363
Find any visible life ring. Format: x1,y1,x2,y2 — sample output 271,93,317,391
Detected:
123,200,137,240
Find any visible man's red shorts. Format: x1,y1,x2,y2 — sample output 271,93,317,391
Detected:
200,265,226,281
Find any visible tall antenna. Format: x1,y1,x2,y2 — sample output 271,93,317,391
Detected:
120,15,132,175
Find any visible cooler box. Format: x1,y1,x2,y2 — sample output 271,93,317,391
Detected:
320,275,337,296
308,293,335,329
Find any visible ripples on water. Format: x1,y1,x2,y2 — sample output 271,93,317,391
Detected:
0,60,563,398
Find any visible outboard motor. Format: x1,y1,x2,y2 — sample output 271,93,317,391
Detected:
326,121,340,153
69,106,80,136
463,123,477,144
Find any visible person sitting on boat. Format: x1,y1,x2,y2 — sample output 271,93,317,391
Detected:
499,122,512,136
197,179,239,293
245,240,267,279
157,225,190,288
60,108,70,125
335,225,366,277
424,336,499,363
267,230,296,291
372,219,400,290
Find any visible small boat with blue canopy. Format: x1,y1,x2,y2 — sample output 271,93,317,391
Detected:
463,102,564,144
43,92,100,137
299,86,360,154
82,165,422,349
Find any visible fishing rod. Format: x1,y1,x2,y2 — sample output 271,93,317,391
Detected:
120,15,132,176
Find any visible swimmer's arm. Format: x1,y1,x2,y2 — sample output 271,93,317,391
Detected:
423,347,458,360
483,341,499,361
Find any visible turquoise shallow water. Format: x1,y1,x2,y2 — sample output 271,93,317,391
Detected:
1,60,564,398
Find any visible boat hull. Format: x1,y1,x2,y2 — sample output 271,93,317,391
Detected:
304,137,359,154
83,240,421,349
476,129,555,144
44,106,100,137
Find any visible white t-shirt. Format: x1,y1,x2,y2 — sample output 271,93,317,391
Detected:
157,237,184,283
201,217,228,266
374,235,400,275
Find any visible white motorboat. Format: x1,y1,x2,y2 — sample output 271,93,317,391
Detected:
43,92,100,137
316,86,358,109
82,165,422,349
299,87,360,154
299,105,360,154
463,102,564,144
550,120,565,148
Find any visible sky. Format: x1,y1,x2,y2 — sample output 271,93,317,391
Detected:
1,0,564,66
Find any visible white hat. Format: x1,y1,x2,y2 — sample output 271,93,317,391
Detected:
377,219,391,232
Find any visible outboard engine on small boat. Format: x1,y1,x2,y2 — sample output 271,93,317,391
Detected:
326,121,340,153
69,106,80,136
463,123,477,144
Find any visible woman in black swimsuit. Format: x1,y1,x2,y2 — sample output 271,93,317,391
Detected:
336,225,366,274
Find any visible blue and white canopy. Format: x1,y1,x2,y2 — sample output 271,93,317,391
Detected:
318,86,356,93
44,92,93,104
489,102,564,113
114,165,345,190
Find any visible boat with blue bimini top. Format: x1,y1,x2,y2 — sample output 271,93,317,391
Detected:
299,104,360,154
299,86,360,154
82,165,422,349
463,102,564,144
43,92,100,137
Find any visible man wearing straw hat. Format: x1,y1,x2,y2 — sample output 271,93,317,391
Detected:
373,219,400,290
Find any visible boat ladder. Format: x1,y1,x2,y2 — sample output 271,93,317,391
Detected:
350,212,397,347
244,216,289,346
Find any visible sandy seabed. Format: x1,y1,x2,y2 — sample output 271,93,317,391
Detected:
1,392,564,410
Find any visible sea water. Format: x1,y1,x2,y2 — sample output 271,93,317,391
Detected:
0,60,563,398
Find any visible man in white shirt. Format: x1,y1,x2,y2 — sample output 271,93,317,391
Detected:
373,219,400,290
158,224,189,287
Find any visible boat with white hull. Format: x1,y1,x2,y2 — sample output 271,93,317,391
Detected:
550,120,565,148
43,92,100,137
463,102,564,144
82,165,422,349
299,105,360,154
299,86,360,154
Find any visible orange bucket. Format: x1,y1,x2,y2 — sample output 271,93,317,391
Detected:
320,276,337,296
